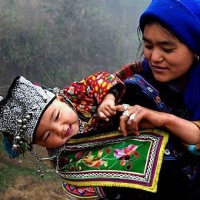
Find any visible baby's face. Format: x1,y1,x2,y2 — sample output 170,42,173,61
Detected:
35,97,79,148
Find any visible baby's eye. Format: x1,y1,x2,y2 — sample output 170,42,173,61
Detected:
44,132,51,141
55,110,60,121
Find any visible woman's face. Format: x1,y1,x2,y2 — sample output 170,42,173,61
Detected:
143,23,195,82
35,96,79,148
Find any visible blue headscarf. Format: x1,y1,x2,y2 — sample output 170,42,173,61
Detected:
139,0,200,120
185,63,200,120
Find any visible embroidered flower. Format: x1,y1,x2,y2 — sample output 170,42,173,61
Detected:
114,144,139,158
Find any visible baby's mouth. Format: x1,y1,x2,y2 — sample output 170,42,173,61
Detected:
64,125,71,137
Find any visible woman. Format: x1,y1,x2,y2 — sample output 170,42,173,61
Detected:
111,0,200,199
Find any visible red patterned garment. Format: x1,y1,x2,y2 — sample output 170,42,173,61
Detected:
62,71,125,132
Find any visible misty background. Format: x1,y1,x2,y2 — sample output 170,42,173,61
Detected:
0,0,150,96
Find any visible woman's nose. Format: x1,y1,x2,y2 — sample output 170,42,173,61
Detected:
151,49,163,63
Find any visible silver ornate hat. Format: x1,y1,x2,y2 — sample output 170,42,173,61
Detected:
0,76,56,153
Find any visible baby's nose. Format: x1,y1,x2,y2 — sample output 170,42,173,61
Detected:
54,126,63,137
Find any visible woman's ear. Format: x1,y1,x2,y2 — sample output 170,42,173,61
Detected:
195,54,200,62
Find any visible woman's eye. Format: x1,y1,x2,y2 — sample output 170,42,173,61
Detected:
144,45,153,50
163,48,174,53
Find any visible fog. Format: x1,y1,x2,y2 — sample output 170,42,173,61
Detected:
0,0,150,95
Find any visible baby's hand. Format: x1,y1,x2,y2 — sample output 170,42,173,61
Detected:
98,93,116,121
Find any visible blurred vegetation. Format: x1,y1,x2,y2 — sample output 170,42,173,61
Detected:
0,134,61,192
0,0,150,95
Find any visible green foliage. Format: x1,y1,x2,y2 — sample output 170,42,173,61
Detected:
0,163,35,191
0,134,61,192
0,0,150,95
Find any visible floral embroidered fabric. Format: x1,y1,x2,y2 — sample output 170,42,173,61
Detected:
49,129,168,193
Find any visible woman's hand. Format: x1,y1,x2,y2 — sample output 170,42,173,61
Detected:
116,104,165,136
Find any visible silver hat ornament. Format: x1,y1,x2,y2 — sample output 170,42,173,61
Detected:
0,76,56,158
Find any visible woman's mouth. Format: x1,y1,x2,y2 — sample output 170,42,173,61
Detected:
152,65,168,73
